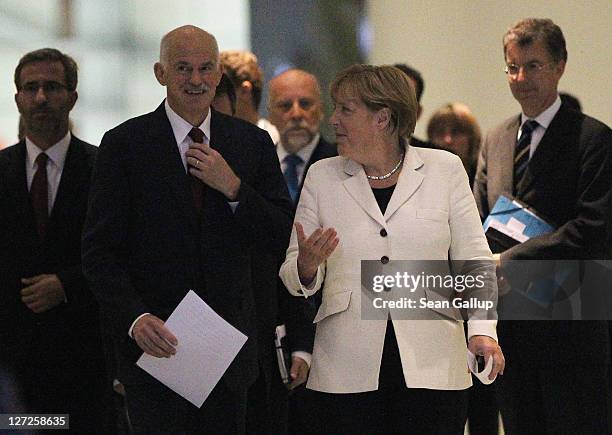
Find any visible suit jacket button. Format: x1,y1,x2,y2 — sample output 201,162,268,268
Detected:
380,228,388,237
381,256,389,264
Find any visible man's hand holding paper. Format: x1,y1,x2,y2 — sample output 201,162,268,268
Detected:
133,313,178,358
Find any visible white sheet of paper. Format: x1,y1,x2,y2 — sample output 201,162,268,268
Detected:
506,217,526,234
136,290,248,407
467,350,496,385
489,218,529,243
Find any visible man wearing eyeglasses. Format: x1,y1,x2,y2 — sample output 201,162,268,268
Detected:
473,18,611,434
0,48,113,432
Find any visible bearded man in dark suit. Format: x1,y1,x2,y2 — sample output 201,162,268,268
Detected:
266,68,337,435
0,48,112,433
473,18,611,435
82,25,293,434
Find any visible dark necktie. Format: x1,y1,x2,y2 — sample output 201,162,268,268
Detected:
513,120,539,193
283,154,303,203
188,128,205,213
31,152,49,239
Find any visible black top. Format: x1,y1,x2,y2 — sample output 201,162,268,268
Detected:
372,184,396,214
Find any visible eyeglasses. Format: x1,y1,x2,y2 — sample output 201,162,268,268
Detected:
19,81,68,95
504,61,551,77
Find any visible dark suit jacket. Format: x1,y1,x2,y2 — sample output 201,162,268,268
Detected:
251,137,336,388
82,103,293,393
0,136,109,421
282,136,336,332
473,103,612,365
285,136,336,338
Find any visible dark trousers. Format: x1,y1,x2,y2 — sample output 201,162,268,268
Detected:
246,364,288,435
464,322,499,435
8,325,113,435
125,379,247,435
288,386,320,435
315,321,468,435
497,352,608,435
466,378,498,435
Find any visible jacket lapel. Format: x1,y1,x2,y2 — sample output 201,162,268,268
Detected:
6,143,39,240
150,102,199,234
517,105,572,198
342,158,387,228
499,116,520,198
384,145,424,220
50,137,86,224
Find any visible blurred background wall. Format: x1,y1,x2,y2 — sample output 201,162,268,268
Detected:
367,0,611,139
0,0,609,148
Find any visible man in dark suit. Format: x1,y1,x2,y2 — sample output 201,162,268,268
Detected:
0,48,112,433
268,69,337,205
267,68,336,435
82,26,293,434
473,18,611,434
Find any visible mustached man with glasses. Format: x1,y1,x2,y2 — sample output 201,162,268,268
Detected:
473,18,612,435
0,48,114,432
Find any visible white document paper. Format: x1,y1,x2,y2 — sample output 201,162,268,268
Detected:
489,218,529,243
136,290,248,407
467,350,496,385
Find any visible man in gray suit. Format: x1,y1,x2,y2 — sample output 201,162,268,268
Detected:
473,18,611,434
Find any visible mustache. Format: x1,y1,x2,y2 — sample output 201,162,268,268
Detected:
32,104,50,112
285,120,311,131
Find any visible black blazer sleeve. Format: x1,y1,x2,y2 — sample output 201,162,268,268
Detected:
82,128,149,336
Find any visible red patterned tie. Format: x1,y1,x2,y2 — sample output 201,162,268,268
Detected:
31,152,49,238
188,128,205,213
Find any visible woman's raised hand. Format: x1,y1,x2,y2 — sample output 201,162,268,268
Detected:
295,222,339,285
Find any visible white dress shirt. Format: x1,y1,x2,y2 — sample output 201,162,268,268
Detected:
519,95,561,158
26,131,71,214
276,134,320,185
165,100,212,171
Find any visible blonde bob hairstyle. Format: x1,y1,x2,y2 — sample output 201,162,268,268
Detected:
330,64,418,139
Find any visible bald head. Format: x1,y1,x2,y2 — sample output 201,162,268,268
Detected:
160,25,219,64
154,25,222,126
269,69,321,103
268,69,323,153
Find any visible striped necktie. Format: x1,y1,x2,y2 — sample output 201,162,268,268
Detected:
513,120,539,193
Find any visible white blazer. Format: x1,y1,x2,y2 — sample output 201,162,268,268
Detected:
279,145,497,393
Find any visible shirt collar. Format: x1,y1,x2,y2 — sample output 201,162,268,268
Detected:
521,95,561,129
25,131,71,169
164,100,212,144
277,133,321,164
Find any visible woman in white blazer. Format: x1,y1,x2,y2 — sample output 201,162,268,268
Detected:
279,65,505,434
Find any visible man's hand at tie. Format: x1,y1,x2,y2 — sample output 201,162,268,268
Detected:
132,314,178,358
20,274,66,313
186,142,241,200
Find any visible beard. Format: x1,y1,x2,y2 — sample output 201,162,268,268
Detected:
281,121,317,154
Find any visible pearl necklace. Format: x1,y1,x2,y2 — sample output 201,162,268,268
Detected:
365,153,405,180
